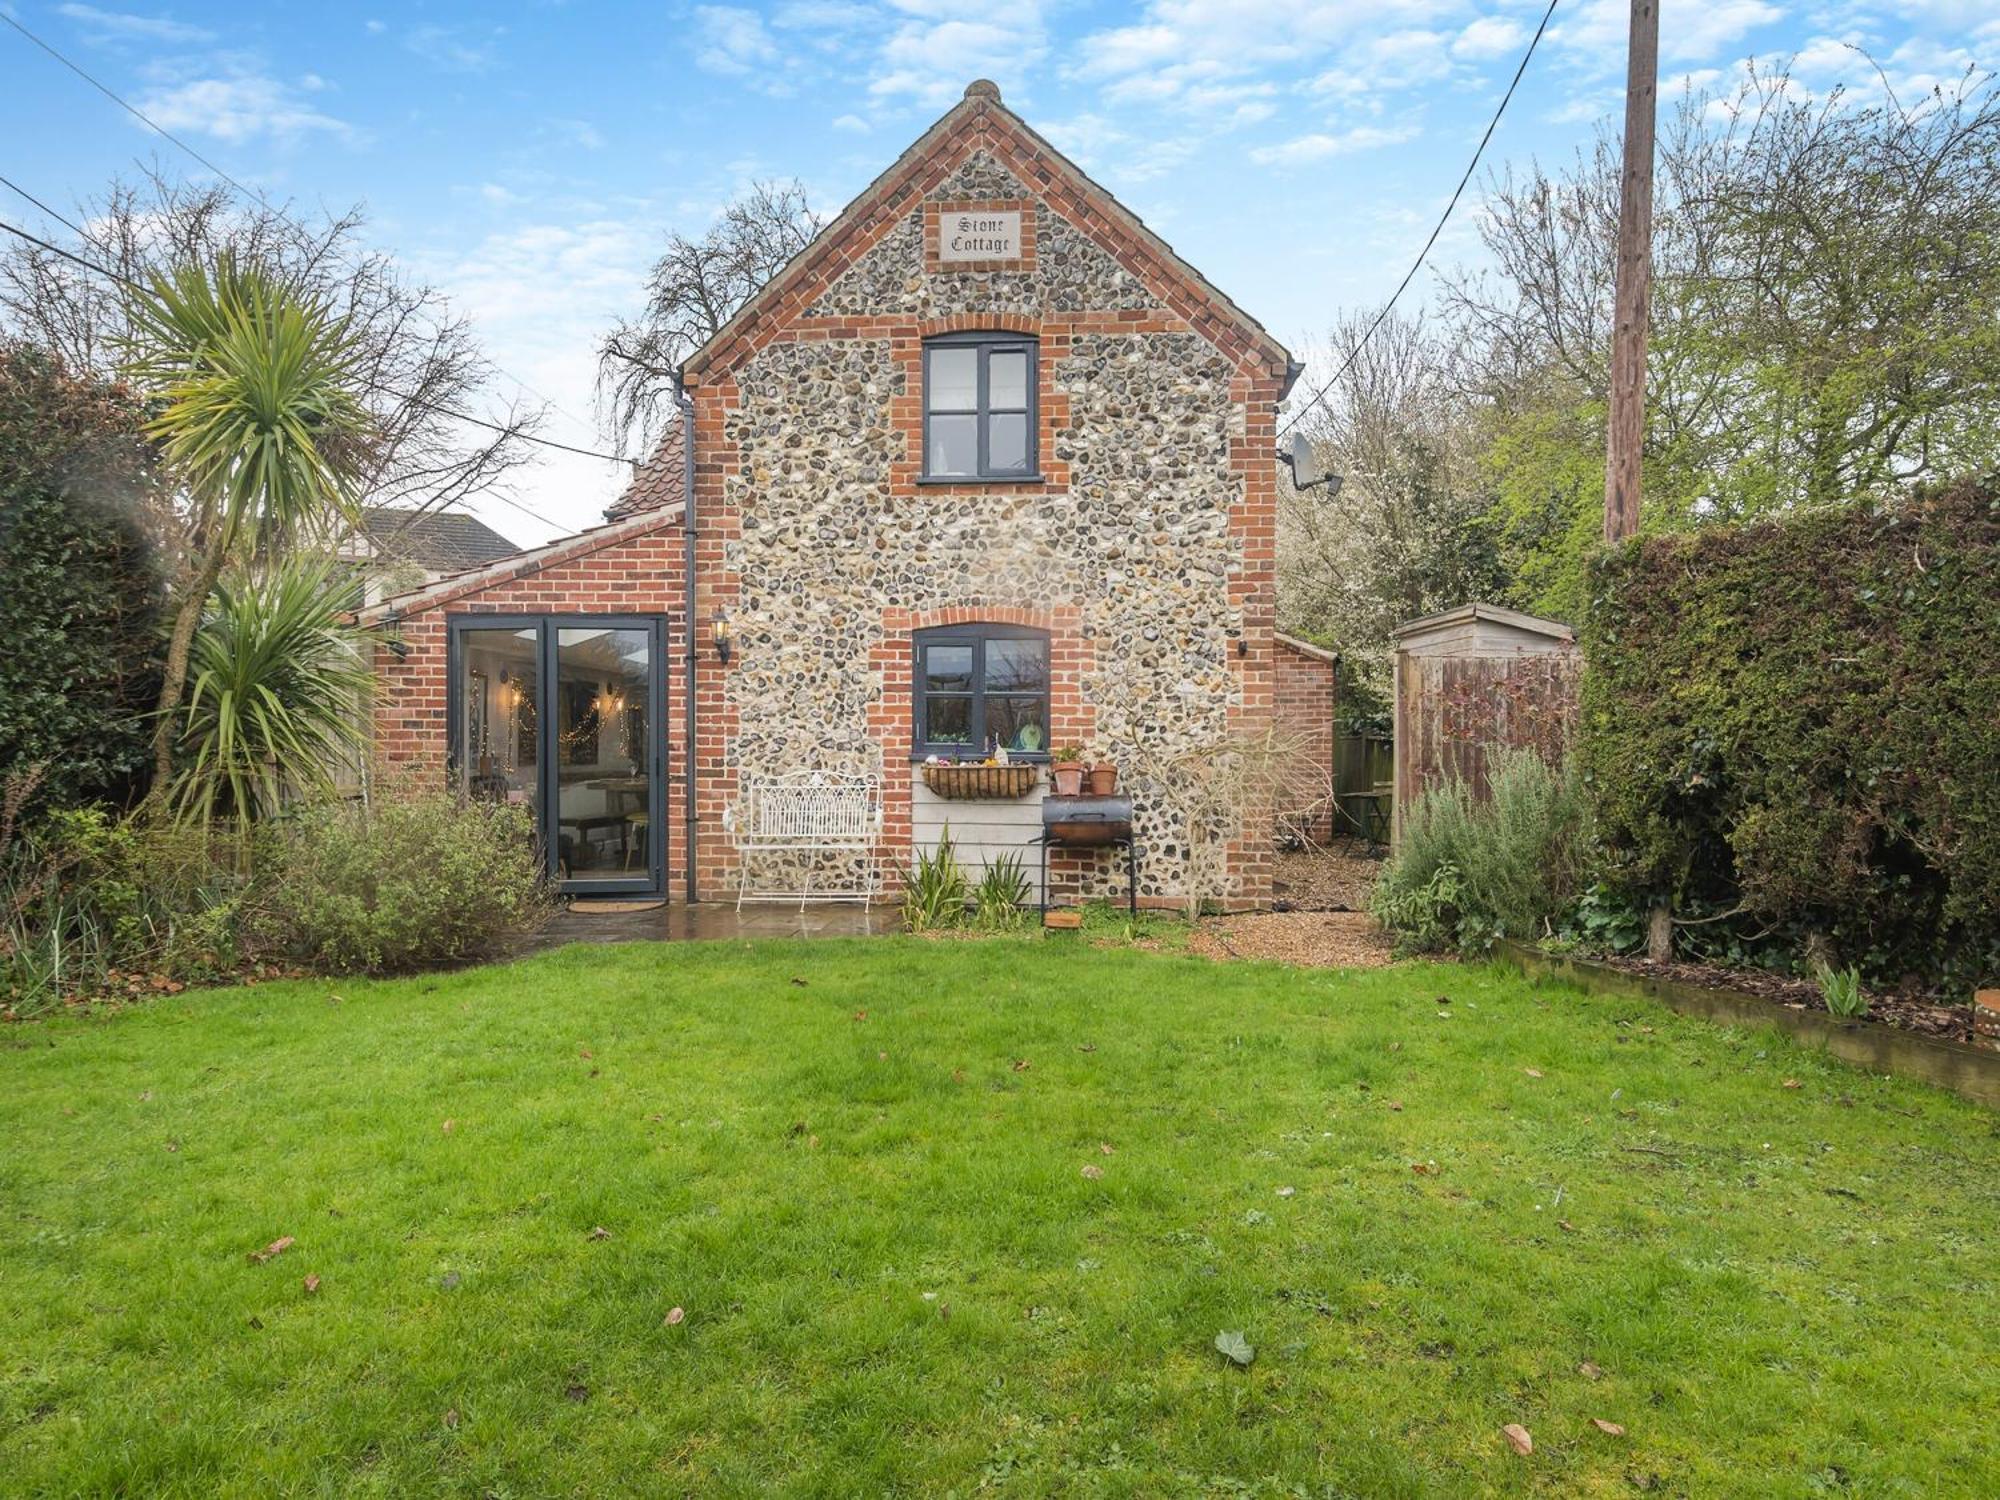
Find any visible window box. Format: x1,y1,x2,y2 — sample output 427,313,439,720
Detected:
920,763,1041,800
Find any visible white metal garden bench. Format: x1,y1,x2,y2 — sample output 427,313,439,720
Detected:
723,770,884,909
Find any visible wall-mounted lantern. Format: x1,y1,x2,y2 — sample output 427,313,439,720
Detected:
712,611,734,665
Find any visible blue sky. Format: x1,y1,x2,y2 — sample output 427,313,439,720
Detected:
2,1,1993,543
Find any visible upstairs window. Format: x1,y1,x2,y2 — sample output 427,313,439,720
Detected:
922,332,1037,481
913,623,1049,757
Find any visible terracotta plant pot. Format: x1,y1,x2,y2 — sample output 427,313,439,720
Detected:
1086,763,1118,796
1051,762,1084,796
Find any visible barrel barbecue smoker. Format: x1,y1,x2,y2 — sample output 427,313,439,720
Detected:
1037,793,1139,915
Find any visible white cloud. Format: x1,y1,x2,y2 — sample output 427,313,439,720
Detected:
1311,28,1456,99
1555,0,1784,67
1452,15,1525,60
832,112,871,132
414,218,665,541
696,6,781,75
56,4,213,44
137,60,356,145
868,8,1050,105
1250,121,1421,165
405,23,501,73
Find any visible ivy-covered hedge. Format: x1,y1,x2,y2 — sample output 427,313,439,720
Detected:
0,344,165,819
1579,478,2000,991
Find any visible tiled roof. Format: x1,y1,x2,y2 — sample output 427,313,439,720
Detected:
604,418,686,522
357,507,521,571
354,501,685,625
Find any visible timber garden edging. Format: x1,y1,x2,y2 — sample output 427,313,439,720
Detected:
1495,940,2000,1111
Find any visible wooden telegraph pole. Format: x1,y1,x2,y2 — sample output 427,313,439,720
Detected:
1603,0,1659,544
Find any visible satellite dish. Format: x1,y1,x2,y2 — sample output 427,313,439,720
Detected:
1280,431,1342,495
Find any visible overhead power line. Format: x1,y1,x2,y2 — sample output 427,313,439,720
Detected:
0,9,605,445
1279,0,1562,440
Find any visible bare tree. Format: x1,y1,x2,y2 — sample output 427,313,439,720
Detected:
596,180,823,453
1278,311,1502,708
0,169,544,557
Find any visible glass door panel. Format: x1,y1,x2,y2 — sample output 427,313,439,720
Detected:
458,627,539,831
554,626,653,886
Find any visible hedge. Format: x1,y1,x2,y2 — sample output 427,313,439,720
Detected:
0,344,166,819
1579,477,2000,991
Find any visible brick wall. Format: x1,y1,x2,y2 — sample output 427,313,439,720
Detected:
1274,636,1338,842
367,517,690,893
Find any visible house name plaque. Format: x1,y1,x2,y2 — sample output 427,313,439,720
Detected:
938,210,1022,264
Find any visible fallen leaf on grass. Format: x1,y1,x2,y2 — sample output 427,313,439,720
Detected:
1502,1423,1533,1455
442,1119,455,1134
664,1306,685,1326
1410,1162,1437,1176
1099,1142,1115,1155
1558,1220,1577,1233
1388,1041,1403,1052
248,1236,294,1265
1387,1100,1404,1112
938,1302,950,1321
442,1407,459,1429
303,1274,320,1294
877,1050,887,1061
1579,1360,1604,1380
1080,1164,1103,1179
587,1226,612,1241
1214,1330,1255,1367
1524,1068,1544,1079
579,1047,593,1060
1275,1186,1296,1198
789,976,808,987
1077,1043,1097,1053
853,1010,867,1022
1782,1079,1802,1090
1591,1418,1626,1436
1011,1059,1031,1072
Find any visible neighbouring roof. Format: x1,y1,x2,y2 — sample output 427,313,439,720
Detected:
681,79,1297,388
1390,602,1576,644
356,501,684,625
355,506,520,572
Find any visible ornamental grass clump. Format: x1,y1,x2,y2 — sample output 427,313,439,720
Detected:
973,852,1032,931
898,828,969,933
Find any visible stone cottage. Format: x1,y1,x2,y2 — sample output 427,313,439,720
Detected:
362,80,1336,907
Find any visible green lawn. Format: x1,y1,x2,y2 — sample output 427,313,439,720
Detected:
2,936,1994,1497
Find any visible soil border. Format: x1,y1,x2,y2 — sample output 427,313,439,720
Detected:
1495,941,2000,1110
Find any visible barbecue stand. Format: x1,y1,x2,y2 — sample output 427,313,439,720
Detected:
1037,793,1139,917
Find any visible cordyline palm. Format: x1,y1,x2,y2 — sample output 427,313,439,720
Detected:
172,560,374,828
118,249,373,808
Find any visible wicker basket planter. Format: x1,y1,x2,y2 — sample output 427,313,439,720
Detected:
920,763,1041,800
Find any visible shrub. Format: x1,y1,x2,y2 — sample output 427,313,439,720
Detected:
0,800,251,1017
1372,749,1591,953
262,785,552,973
1581,478,2000,990
899,829,968,932
0,344,166,819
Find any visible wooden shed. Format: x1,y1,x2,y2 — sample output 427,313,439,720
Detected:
1390,603,1579,841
